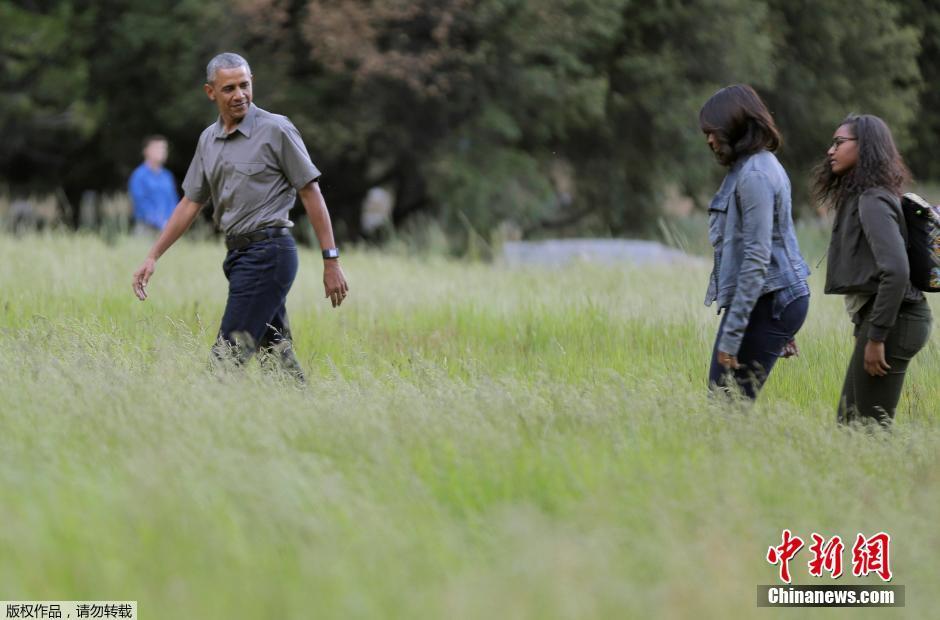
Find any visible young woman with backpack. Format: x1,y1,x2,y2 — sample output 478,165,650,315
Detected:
815,114,933,427
699,85,811,400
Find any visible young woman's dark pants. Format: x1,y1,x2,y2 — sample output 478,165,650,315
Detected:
838,299,932,426
709,293,809,399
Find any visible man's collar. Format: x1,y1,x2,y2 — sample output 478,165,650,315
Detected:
214,103,258,139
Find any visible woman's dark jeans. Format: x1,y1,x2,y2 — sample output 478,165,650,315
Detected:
211,234,305,380
709,293,809,400
838,299,932,427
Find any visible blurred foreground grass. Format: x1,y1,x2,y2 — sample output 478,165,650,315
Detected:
0,233,938,619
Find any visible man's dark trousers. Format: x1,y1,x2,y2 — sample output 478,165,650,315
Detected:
213,231,304,380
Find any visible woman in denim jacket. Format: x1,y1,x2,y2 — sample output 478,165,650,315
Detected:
815,114,932,427
699,85,811,399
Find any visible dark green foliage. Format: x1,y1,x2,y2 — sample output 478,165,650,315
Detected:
0,2,97,191
0,0,935,243
896,0,940,180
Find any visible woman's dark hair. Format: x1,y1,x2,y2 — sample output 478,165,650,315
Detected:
699,84,781,166
811,114,911,209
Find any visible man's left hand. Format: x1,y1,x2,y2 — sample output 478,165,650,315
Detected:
781,338,800,358
324,261,349,308
717,351,740,370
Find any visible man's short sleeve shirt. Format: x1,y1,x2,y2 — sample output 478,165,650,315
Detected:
182,104,321,235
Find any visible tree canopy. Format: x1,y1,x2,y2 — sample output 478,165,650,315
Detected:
1,0,936,242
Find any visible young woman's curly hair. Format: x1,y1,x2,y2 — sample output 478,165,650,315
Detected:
812,114,910,210
699,84,781,167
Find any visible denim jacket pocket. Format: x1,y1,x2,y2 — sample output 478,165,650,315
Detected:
708,192,732,247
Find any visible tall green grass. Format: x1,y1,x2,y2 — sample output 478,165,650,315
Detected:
1,233,938,619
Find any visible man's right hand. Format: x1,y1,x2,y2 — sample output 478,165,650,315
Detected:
132,258,156,300
129,197,203,301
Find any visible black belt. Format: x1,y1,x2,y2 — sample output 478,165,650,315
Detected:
225,226,291,251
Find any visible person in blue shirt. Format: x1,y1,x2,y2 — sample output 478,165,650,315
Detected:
128,135,179,234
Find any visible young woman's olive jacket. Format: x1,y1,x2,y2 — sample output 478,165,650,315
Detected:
825,186,924,341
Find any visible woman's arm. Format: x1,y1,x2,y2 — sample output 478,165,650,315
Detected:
717,171,774,358
857,190,909,342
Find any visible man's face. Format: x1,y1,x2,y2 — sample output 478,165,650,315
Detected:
204,66,253,125
143,140,168,166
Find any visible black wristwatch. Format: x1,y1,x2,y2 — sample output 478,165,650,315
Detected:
322,248,340,260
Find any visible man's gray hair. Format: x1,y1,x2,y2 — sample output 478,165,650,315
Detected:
206,52,251,83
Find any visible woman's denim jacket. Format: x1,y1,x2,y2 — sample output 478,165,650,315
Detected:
705,151,810,355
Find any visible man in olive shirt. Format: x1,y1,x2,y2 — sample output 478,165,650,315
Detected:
132,53,348,379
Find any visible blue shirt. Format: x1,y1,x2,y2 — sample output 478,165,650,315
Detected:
128,163,179,229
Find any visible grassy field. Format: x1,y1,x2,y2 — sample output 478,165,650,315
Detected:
1,232,939,619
